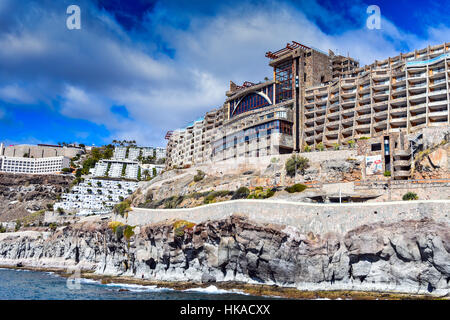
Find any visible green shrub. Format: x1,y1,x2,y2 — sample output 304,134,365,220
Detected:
303,145,311,152
173,220,196,238
348,140,356,148
247,188,275,199
316,142,325,151
0,224,6,233
193,170,206,182
203,190,232,204
333,143,340,150
285,183,307,193
384,170,391,177
359,136,370,140
231,187,250,200
163,195,185,208
285,155,310,177
113,200,132,217
402,192,418,201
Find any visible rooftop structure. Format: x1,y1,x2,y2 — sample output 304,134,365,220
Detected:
0,143,83,159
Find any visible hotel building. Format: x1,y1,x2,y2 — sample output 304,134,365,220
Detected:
165,41,450,177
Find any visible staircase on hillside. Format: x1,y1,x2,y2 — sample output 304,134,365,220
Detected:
392,132,423,180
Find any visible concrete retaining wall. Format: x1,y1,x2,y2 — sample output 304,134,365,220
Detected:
117,199,450,235
194,149,356,175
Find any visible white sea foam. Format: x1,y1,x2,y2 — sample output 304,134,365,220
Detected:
104,282,174,293
183,285,248,295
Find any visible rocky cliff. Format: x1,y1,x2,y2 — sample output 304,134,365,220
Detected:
0,173,73,222
0,214,448,296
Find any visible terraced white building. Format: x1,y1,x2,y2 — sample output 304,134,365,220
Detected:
54,178,138,215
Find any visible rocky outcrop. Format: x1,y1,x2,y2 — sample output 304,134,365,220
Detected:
0,173,73,222
0,215,448,296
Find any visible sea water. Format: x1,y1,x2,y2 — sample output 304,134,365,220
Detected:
0,268,271,300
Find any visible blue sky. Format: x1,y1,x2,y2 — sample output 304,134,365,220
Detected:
0,0,449,147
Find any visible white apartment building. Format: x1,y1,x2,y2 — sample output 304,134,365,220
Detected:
112,146,166,161
141,163,165,176
127,148,140,160
113,147,127,159
0,156,70,174
54,178,138,215
90,159,141,180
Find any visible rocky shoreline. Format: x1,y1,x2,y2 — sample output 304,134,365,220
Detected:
0,214,449,299
0,265,444,300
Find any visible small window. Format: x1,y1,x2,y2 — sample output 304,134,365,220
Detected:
371,143,382,151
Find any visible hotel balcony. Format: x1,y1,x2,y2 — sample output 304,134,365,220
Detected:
408,92,427,102
356,104,371,113
408,72,426,79
325,131,339,140
372,72,390,80
373,90,389,97
315,115,326,123
326,117,340,125
409,103,427,112
355,122,371,130
409,112,427,122
373,109,388,118
305,110,315,119
357,113,372,121
314,124,325,132
341,80,357,88
341,98,356,106
428,109,449,121
389,111,406,125
373,80,390,89
429,67,446,77
341,126,353,134
428,89,447,99
393,77,406,86
428,99,448,107
341,89,357,97
373,119,388,128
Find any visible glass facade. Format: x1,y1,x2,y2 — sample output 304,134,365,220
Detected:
275,59,293,103
212,120,292,153
229,85,274,118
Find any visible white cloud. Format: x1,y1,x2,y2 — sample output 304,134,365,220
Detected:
0,84,37,104
0,0,445,146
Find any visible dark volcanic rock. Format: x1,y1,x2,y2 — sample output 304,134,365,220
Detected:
0,215,448,295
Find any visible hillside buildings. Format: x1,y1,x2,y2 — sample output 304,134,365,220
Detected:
165,41,450,179
54,178,138,215
90,146,166,180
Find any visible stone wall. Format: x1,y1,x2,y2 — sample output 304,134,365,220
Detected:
117,199,450,235
421,126,450,149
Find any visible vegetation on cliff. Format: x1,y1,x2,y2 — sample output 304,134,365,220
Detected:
285,155,310,177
